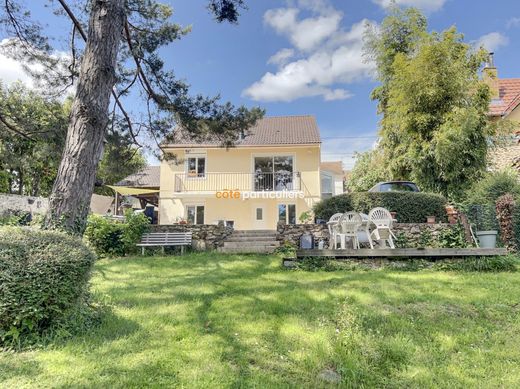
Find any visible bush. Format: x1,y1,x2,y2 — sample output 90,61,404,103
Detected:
314,192,447,223
0,227,96,345
84,211,150,257
464,170,520,206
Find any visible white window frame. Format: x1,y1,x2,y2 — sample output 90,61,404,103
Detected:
185,154,207,180
186,204,205,225
251,152,296,191
278,203,297,225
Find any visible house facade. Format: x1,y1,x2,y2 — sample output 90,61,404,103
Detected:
158,116,322,230
320,161,345,199
483,54,520,173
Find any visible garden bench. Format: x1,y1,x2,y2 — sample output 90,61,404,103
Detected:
137,232,192,255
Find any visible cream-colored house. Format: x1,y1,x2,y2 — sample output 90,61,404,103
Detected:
483,54,520,172
159,116,322,230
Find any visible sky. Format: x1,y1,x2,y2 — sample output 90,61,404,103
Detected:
1,0,519,169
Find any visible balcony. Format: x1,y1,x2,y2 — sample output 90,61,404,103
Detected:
174,172,302,193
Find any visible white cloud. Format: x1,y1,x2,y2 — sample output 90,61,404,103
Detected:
506,17,520,29
474,32,509,52
0,52,34,87
373,0,447,12
244,1,376,103
264,7,342,52
267,48,295,66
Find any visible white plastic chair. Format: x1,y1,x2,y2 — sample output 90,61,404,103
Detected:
368,207,396,249
338,212,363,249
327,213,343,249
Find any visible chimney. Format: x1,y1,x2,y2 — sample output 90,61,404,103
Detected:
483,52,500,99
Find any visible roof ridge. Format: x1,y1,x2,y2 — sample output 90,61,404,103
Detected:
262,114,315,118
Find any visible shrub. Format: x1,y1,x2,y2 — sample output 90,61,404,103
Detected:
464,170,520,206
496,194,517,251
84,211,150,257
0,227,96,345
313,192,447,223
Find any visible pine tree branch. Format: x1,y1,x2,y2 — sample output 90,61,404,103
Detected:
0,112,34,141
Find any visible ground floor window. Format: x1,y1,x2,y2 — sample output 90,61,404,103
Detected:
256,207,263,221
187,205,204,225
278,204,296,224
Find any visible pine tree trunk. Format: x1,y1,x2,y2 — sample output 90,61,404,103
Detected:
45,0,125,233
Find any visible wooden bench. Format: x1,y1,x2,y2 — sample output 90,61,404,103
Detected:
137,232,192,255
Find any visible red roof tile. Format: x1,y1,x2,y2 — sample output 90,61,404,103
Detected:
488,78,520,117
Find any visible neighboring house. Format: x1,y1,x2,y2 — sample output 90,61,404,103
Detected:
320,161,345,199
159,115,321,230
483,53,520,173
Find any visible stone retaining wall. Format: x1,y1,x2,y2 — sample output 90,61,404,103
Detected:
150,224,233,250
276,222,461,248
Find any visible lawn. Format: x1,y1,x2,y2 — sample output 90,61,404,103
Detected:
1,253,520,388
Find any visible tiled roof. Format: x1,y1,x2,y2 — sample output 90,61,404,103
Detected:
164,115,321,147
488,78,520,117
116,166,160,188
320,161,344,175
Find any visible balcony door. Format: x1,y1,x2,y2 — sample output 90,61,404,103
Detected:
254,156,294,191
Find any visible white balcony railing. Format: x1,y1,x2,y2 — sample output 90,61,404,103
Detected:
174,172,301,193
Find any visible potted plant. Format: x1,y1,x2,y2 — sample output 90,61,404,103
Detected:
467,204,499,248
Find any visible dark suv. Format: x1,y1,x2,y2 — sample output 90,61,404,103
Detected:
368,181,420,193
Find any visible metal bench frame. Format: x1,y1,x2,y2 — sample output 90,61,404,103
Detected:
137,232,192,255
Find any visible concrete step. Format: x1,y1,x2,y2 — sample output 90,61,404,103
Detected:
217,245,278,254
231,230,277,236
223,241,279,249
225,236,278,242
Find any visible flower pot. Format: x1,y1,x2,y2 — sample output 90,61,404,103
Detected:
475,230,498,249
390,211,397,221
427,216,436,224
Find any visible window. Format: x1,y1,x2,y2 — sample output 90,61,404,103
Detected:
278,204,296,224
254,156,294,191
187,205,204,224
256,208,263,220
187,157,206,178
321,172,333,199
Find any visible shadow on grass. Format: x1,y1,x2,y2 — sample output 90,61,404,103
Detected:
2,253,519,388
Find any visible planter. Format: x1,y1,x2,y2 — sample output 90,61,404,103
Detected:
476,230,498,248
390,211,398,221
427,216,436,224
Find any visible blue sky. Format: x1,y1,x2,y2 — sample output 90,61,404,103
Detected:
1,0,519,168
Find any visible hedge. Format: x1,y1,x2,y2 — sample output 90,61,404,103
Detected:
314,192,448,223
84,211,150,257
0,227,95,344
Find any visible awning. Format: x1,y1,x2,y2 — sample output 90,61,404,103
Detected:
107,185,160,196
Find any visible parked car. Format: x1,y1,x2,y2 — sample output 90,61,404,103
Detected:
368,181,420,193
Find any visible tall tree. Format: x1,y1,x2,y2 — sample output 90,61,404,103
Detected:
365,8,492,199
1,0,262,233
0,82,68,196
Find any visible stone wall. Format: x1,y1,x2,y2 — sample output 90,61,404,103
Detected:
277,222,462,248
0,194,49,216
149,224,233,250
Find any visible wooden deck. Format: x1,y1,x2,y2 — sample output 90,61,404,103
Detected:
296,248,507,259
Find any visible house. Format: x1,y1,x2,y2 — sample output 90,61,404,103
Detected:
483,53,520,173
320,161,345,199
159,115,322,230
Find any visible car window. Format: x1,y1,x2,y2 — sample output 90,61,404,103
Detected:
380,183,417,192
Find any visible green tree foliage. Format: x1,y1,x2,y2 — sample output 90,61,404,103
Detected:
347,149,388,192
0,82,68,196
365,7,493,200
95,130,147,196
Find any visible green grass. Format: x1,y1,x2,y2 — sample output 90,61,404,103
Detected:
1,253,520,388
